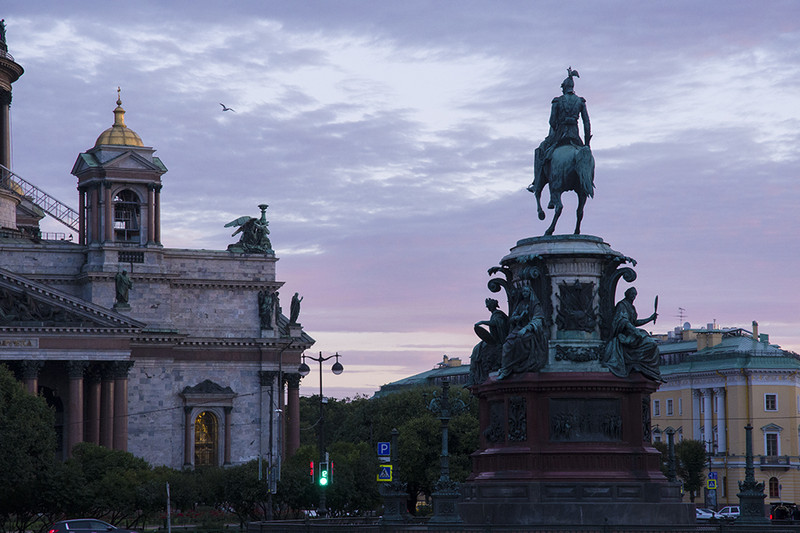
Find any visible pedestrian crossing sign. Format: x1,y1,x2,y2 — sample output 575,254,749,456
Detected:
377,464,392,482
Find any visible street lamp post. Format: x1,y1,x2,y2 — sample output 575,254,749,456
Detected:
298,351,343,518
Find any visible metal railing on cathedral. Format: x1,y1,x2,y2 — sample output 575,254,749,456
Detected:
0,163,79,232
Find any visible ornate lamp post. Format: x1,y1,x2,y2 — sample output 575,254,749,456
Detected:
736,424,769,524
298,351,343,518
427,379,465,523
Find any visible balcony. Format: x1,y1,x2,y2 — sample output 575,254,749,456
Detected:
760,455,791,470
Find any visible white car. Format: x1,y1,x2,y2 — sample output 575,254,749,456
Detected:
717,505,740,520
695,508,720,521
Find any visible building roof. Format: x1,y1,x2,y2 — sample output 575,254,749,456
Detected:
375,356,470,397
659,331,800,376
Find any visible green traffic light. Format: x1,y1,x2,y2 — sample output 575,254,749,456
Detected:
319,470,329,486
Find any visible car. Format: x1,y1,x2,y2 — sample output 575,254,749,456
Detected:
695,508,720,522
48,519,138,533
717,505,740,521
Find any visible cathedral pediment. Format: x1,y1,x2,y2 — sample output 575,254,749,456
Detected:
71,150,167,175
0,267,144,329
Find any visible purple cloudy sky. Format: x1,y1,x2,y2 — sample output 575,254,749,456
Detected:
3,1,799,399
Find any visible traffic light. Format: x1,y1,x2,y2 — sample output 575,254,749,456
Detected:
309,460,314,484
318,461,329,486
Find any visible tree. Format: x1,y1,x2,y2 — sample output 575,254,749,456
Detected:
325,441,380,515
274,445,318,517
0,364,57,533
66,443,156,528
295,384,479,516
676,439,707,502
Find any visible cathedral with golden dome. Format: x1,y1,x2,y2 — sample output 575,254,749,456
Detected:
0,27,311,472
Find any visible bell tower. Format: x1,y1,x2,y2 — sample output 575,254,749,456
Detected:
0,19,24,171
71,90,167,246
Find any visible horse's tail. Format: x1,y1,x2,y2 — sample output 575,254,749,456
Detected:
575,146,595,199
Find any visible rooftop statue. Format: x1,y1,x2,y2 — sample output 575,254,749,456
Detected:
226,204,273,254
289,292,303,324
602,287,662,381
115,269,132,305
527,67,595,235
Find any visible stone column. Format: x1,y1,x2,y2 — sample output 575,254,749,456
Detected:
692,389,703,440
146,184,156,244
99,363,115,448
18,360,43,395
86,364,102,445
715,387,727,454
183,407,193,467
285,373,301,457
223,406,233,466
104,181,113,242
78,187,86,245
112,361,133,451
154,185,161,244
702,389,713,452
66,361,88,457
260,370,279,464
91,186,100,244
0,90,11,169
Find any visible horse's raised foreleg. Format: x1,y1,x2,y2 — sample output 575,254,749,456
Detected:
545,192,563,235
574,193,586,235
535,188,545,220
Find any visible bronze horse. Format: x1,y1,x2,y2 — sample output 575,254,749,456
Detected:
528,144,595,235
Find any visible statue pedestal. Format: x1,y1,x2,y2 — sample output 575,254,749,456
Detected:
461,235,694,526
461,373,690,525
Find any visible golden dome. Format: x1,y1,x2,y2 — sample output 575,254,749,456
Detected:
94,89,144,147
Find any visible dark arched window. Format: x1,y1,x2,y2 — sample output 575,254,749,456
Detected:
194,411,218,467
113,189,140,243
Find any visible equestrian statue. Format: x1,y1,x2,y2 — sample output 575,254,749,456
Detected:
528,67,595,235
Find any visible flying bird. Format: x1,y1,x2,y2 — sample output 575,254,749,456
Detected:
219,103,235,112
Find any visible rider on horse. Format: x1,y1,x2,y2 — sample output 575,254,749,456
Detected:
530,67,592,199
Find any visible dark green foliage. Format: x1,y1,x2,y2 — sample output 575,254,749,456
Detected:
297,384,478,513
652,440,669,477
0,364,57,533
0,362,479,523
675,439,707,502
274,445,318,517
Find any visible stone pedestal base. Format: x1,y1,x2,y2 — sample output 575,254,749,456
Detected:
462,372,694,526
380,486,410,524
460,483,690,526
429,485,462,524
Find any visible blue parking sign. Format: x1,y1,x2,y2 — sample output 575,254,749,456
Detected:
377,442,391,457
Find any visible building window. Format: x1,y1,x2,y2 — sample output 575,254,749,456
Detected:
678,398,682,415
194,411,219,467
667,399,674,416
769,477,780,498
653,400,660,416
765,432,779,457
765,394,778,411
